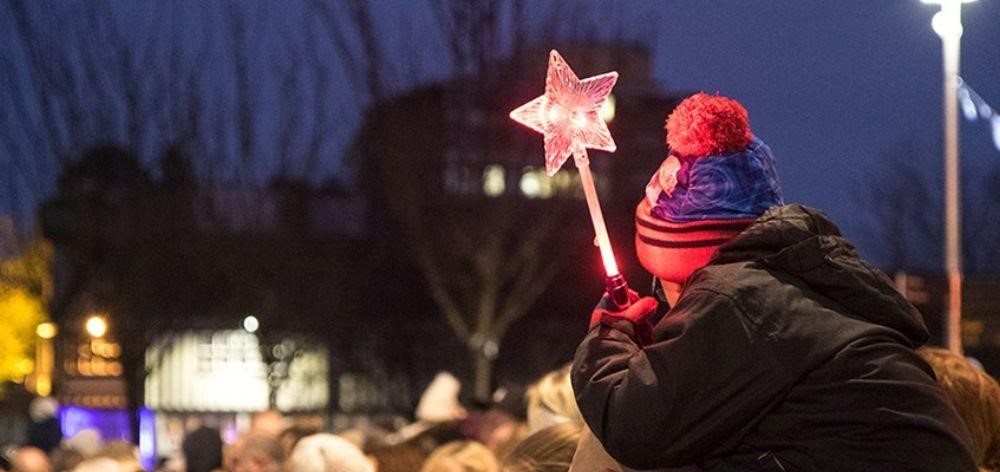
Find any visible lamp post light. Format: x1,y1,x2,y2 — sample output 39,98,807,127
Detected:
36,322,57,340
32,322,57,396
923,0,975,354
85,315,108,338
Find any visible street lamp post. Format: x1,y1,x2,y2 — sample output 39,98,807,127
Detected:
32,322,57,397
925,0,973,353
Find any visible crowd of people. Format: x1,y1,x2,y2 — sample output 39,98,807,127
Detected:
2,351,999,472
0,367,592,472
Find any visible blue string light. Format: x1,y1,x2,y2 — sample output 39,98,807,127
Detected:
957,77,1000,151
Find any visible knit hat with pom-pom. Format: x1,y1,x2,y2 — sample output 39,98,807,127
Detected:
636,93,783,283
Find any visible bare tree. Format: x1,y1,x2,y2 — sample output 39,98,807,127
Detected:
2,1,359,438
860,139,942,272
860,137,1000,274
316,0,639,400
1,1,352,212
369,110,579,400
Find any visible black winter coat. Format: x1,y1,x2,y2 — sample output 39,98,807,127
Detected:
572,205,977,471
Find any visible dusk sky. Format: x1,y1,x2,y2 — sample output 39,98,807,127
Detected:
2,1,999,271
649,1,1000,269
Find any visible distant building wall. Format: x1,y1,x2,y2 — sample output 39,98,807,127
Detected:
145,330,328,412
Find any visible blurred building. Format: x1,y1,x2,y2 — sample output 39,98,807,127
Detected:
55,316,131,443
36,145,363,463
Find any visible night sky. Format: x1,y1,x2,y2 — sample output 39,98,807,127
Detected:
2,1,999,270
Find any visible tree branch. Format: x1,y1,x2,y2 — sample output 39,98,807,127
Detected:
412,234,471,341
493,252,563,340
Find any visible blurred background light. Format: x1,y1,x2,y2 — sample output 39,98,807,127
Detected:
36,322,57,339
85,316,107,338
600,94,617,123
482,164,506,197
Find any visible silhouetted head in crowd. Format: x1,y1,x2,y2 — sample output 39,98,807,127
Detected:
463,409,521,452
408,423,467,456
11,447,51,472
26,397,62,453
920,347,1000,471
49,447,84,472
416,373,466,424
70,458,121,472
230,432,283,472
250,411,288,438
286,433,373,472
182,426,223,472
97,441,141,472
65,429,102,459
278,424,320,460
524,365,582,434
500,422,581,472
419,441,498,472
368,443,427,472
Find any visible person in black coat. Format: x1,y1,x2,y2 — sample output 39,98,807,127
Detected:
182,426,223,472
25,397,61,454
571,93,977,471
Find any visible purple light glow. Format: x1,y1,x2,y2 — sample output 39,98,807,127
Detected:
59,406,131,443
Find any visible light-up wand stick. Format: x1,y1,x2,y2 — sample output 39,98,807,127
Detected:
509,50,630,308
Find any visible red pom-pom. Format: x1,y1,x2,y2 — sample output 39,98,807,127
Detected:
665,92,752,158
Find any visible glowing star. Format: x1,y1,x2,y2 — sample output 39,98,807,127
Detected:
509,50,618,176
509,50,631,307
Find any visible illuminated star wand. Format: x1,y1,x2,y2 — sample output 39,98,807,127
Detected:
510,50,630,308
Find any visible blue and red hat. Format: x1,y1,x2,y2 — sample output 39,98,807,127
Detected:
636,93,783,283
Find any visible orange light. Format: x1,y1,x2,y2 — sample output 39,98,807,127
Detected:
35,376,51,396
78,358,92,376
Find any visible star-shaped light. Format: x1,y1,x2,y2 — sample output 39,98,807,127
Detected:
510,50,618,176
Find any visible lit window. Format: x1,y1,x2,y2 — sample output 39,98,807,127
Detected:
482,164,506,197
519,167,553,199
538,174,553,198
553,171,572,194
520,168,541,198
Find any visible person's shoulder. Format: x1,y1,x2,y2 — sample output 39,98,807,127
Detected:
673,271,748,319
679,261,797,340
685,260,774,300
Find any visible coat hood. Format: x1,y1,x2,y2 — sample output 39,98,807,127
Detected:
711,204,929,346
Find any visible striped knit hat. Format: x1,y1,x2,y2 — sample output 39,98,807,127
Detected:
636,93,783,283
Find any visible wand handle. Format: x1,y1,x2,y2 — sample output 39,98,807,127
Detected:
573,147,620,276
573,147,631,309
605,273,631,309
